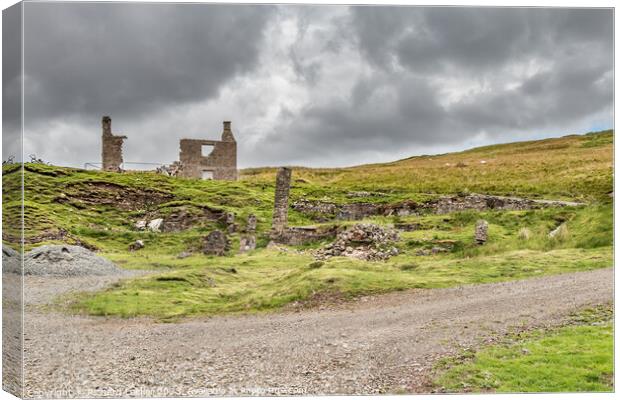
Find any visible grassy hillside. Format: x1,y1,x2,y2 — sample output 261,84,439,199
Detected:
2,130,613,319
243,130,613,202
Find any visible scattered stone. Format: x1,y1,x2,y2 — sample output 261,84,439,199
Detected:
239,236,256,253
203,230,230,256
23,245,121,276
155,161,185,177
314,223,400,261
147,218,164,232
129,240,144,251
415,246,449,256
225,212,236,233
134,220,147,230
176,251,192,259
395,222,421,232
475,220,489,245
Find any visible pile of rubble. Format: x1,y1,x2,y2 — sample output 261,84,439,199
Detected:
155,161,184,177
314,223,400,261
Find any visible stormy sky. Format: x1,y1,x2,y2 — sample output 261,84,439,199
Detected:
6,3,614,168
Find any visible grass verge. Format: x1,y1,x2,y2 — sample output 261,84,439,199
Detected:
433,304,614,393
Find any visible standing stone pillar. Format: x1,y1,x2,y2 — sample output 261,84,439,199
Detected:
272,167,292,235
247,214,257,233
475,220,488,245
239,213,258,254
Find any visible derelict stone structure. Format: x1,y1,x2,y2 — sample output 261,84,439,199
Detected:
101,116,127,172
179,121,238,181
272,167,292,234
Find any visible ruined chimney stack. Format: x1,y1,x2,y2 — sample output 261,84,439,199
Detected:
272,167,292,234
101,115,127,172
102,116,112,136
221,121,235,142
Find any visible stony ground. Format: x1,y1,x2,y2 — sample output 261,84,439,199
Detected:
17,267,613,398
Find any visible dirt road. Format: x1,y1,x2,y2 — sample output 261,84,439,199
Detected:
21,267,613,398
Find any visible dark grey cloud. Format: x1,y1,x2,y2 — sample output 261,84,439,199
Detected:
13,4,613,168
23,2,275,123
351,7,613,74
247,6,612,166
3,3,22,162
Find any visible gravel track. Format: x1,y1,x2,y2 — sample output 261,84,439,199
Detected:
20,267,613,398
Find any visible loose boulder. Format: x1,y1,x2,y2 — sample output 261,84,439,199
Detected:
147,218,164,232
203,230,230,256
134,220,147,230
129,240,145,251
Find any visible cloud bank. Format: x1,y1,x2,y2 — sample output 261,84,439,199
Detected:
15,4,613,168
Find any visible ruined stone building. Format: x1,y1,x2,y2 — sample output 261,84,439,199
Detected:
99,117,237,181
178,121,238,180
101,116,127,171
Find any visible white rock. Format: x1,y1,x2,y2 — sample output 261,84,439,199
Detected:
147,218,164,232
134,220,147,230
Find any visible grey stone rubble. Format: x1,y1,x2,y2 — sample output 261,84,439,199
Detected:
239,236,256,253
475,220,489,245
21,245,122,276
135,218,164,232
225,212,236,234
203,230,230,256
129,240,145,251
155,161,184,177
2,244,20,274
416,246,450,256
315,223,400,261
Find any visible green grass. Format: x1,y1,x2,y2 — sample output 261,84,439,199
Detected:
434,305,614,392
3,130,614,319
69,244,612,320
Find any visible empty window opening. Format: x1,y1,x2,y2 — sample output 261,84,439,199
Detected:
201,145,215,157
202,170,214,180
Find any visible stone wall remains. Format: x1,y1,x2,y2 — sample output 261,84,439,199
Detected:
178,121,237,181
